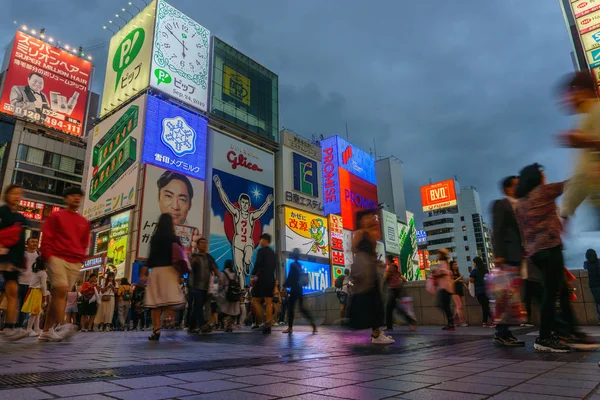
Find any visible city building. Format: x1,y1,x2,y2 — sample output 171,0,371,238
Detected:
559,0,589,71
376,156,407,223
421,180,493,274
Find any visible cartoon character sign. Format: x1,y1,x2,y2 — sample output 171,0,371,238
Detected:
283,207,330,259
309,219,328,255
210,169,274,285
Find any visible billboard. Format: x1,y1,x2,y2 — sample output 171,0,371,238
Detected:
400,211,419,281
381,209,400,255
106,210,130,279
416,229,427,245
137,164,205,259
321,137,341,215
150,0,210,111
329,214,345,280
320,136,376,185
343,229,353,269
209,130,274,285
82,95,145,220
572,0,600,19
283,207,329,258
0,31,92,136
420,179,457,212
142,95,208,180
339,169,379,231
211,37,279,142
100,0,156,116
285,259,330,294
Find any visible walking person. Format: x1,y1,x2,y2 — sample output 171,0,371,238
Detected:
251,233,276,334
21,257,47,337
39,187,90,342
65,285,78,326
515,163,597,351
450,261,467,327
278,286,288,325
117,278,132,331
19,237,39,327
384,255,416,331
469,257,493,328
131,283,146,330
0,185,29,341
434,249,455,331
491,175,526,346
219,260,241,332
273,280,281,326
97,272,116,331
349,209,393,344
187,237,220,333
283,249,317,334
335,269,351,323
584,249,600,323
79,274,99,332
141,213,187,341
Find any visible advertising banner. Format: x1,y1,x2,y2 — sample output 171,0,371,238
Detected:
106,211,130,279
82,95,145,221
209,130,275,285
321,137,341,216
151,0,210,111
320,136,376,185
100,0,156,116
211,37,279,141
93,229,110,255
282,130,320,159
0,31,92,136
343,229,353,269
329,214,345,279
137,164,205,258
142,95,208,180
285,258,330,294
416,229,427,245
283,207,329,258
82,255,106,272
381,209,400,255
400,211,419,281
576,9,600,34
420,179,457,212
339,169,379,231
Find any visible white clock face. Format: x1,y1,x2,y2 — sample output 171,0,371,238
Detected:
156,16,208,77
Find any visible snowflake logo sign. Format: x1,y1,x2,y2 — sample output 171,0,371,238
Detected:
161,116,197,157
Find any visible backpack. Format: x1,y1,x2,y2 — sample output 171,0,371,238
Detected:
122,287,132,302
334,275,345,289
226,274,243,302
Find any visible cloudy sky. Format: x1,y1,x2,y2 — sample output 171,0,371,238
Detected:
2,0,597,267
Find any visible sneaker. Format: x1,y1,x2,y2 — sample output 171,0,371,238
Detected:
520,323,534,328
38,330,63,342
28,330,39,338
459,323,468,327
262,326,272,335
384,334,395,343
56,324,77,341
251,325,260,330
80,329,88,333
494,333,525,347
3,328,29,341
371,334,394,344
442,325,456,331
561,332,600,351
534,337,570,353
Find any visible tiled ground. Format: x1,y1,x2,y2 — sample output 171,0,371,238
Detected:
0,325,598,399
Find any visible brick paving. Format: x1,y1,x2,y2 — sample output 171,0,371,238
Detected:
0,325,598,399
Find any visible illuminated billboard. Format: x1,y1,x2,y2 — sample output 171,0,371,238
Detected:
420,179,457,212
381,209,400,255
142,95,208,180
329,214,345,280
211,37,279,142
339,169,378,231
283,207,329,258
320,136,376,186
0,31,92,136
100,1,156,116
285,258,330,294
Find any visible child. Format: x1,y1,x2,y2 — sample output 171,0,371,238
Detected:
21,257,47,336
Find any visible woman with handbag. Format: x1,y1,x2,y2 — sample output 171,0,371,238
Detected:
96,272,116,331
141,213,187,341
283,248,317,334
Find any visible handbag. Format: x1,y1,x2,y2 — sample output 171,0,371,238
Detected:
101,295,112,302
468,281,476,297
172,242,191,275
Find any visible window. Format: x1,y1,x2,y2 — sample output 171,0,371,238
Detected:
74,159,84,175
463,236,468,241
13,170,75,197
460,216,464,221
26,147,44,165
17,145,28,161
465,246,470,251
59,156,75,173
466,256,471,262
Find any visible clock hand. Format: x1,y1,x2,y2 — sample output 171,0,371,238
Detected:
166,27,184,46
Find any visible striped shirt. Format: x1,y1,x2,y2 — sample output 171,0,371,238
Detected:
515,182,565,256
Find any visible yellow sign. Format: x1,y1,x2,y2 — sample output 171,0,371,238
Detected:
223,65,251,106
284,207,329,258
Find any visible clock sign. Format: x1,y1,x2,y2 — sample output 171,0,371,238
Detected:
151,0,210,112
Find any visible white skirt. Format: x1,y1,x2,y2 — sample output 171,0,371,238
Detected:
96,296,115,324
144,266,186,309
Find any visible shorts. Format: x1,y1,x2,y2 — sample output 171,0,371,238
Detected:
2,270,19,283
210,302,218,314
47,256,81,289
337,291,348,305
65,305,78,313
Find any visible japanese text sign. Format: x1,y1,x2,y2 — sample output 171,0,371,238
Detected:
283,207,329,258
0,31,92,136
142,95,208,180
329,214,344,270
381,209,400,255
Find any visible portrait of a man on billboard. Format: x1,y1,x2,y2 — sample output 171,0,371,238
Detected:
9,72,50,116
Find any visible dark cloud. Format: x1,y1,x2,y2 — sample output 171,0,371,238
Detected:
0,0,594,265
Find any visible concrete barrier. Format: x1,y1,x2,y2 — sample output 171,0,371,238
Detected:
302,269,600,326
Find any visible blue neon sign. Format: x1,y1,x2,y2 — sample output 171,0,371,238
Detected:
321,136,341,216
334,136,376,185
285,258,331,294
143,96,208,180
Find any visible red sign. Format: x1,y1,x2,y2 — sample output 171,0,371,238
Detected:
18,200,44,220
418,250,430,270
329,214,344,267
420,179,457,212
339,169,379,231
0,31,92,136
227,150,263,172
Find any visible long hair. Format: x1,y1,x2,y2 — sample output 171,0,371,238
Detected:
586,249,598,263
473,256,488,276
450,261,459,275
516,163,543,199
155,213,176,237
104,272,115,287
224,259,234,273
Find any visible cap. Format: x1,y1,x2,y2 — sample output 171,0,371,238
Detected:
63,187,84,197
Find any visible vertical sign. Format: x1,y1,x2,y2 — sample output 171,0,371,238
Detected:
381,209,400,255
329,214,345,279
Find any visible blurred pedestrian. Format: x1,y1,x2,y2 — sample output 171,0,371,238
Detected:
283,248,316,334
335,268,351,323
79,274,99,332
434,249,455,331
470,257,492,328
97,272,116,331
450,261,467,327
384,255,415,331
584,249,600,323
219,260,241,332
117,278,132,330
21,256,47,336
188,237,219,333
251,233,276,334
19,237,39,327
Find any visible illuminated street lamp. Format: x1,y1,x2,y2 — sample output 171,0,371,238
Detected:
121,8,133,18
128,1,140,12
115,14,128,23
103,25,116,34
108,20,121,30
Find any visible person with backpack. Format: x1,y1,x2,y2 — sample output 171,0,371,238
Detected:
131,283,146,330
283,248,317,334
335,268,351,323
219,260,241,332
117,278,132,331
188,237,220,334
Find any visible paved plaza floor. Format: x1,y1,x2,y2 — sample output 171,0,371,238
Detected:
0,325,598,399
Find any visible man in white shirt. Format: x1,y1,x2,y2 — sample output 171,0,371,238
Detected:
19,237,39,326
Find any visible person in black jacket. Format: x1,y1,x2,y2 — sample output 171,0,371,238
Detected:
584,249,600,322
187,237,220,333
251,233,276,334
283,249,317,334
491,176,526,347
